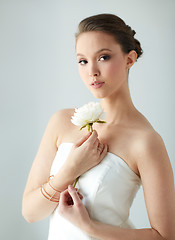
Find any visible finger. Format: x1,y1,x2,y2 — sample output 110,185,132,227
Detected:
68,185,82,206
74,132,92,147
99,143,108,160
94,139,99,149
74,188,83,200
97,142,104,153
85,130,98,144
78,192,83,200
59,189,70,207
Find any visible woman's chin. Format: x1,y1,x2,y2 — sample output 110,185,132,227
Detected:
92,92,107,99
87,86,109,99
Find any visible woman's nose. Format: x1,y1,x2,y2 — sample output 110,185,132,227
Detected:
89,72,99,77
88,63,100,77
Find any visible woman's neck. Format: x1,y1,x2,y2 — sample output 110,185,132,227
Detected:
100,83,137,125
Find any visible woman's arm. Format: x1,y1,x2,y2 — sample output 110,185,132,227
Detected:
58,187,164,240
58,132,175,240
22,110,75,223
22,110,107,223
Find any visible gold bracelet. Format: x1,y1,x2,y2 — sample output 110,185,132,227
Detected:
40,185,59,203
48,175,62,193
40,175,63,202
42,184,59,201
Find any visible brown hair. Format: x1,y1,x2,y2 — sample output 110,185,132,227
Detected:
75,13,143,60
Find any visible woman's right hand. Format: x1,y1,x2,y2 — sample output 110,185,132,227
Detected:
65,130,108,178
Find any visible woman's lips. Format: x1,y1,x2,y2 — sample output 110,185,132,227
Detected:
91,81,104,89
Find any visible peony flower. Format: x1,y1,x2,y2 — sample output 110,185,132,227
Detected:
71,102,106,132
71,102,106,188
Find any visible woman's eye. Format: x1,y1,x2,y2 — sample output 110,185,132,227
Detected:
78,60,88,65
99,55,111,61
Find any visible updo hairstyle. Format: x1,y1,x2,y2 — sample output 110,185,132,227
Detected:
75,13,143,60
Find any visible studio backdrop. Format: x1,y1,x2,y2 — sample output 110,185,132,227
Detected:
0,0,174,239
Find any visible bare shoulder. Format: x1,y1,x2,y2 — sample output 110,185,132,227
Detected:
127,110,167,163
131,126,171,177
134,128,165,154
134,128,166,159
51,108,74,122
131,128,175,238
49,108,75,141
123,108,172,176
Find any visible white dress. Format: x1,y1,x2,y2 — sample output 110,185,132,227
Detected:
48,142,141,240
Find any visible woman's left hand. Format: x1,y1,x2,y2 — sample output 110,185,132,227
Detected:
58,185,92,233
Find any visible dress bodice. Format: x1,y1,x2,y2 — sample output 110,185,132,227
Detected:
48,142,141,240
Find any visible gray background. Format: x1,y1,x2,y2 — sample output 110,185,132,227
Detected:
1,0,174,239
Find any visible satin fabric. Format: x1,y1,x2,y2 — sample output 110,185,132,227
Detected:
48,143,141,240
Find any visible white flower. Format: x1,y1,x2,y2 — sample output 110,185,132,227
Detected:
71,102,106,188
71,102,106,132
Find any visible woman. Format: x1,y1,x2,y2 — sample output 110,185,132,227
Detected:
22,14,175,239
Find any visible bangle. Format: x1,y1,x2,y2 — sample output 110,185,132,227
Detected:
40,184,59,203
42,184,59,200
48,175,62,193
40,175,62,203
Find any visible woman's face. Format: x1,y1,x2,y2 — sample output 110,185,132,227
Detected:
76,31,130,99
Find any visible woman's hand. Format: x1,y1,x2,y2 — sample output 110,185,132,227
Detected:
58,185,92,233
65,130,108,178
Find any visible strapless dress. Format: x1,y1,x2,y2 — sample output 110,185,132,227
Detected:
48,142,141,240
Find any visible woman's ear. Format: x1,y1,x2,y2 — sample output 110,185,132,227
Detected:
126,50,137,69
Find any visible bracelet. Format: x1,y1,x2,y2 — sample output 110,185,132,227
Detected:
48,181,62,193
48,175,62,193
42,184,59,201
40,185,59,203
40,175,62,203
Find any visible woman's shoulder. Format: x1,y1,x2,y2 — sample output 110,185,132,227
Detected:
126,122,167,178
131,124,166,166
134,127,163,151
126,111,167,166
48,108,75,139
128,110,162,144
51,108,75,120
49,108,75,127
133,111,164,151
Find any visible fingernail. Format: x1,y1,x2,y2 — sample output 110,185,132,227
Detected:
68,185,74,191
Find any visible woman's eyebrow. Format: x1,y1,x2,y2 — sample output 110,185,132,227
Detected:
76,48,112,57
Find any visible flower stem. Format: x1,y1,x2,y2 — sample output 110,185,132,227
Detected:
88,123,93,133
73,176,79,188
